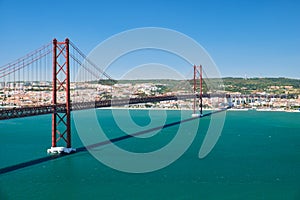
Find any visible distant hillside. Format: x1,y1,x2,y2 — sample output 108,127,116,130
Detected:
118,77,300,86
113,77,300,95
223,77,300,88
221,77,300,94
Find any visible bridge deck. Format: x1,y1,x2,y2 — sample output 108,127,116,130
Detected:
0,94,229,120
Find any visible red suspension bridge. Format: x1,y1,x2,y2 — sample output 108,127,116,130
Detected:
0,38,230,153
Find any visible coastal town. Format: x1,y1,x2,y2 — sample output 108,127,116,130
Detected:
1,78,300,111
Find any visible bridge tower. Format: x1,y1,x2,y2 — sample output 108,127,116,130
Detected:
192,65,203,117
47,38,75,154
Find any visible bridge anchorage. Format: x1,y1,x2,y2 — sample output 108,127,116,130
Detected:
47,38,75,154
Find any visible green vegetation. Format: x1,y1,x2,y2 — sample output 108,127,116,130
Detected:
98,79,117,85
58,77,300,96
222,77,300,95
116,77,300,96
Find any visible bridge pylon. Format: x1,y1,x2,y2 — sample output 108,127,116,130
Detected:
192,65,203,117
47,38,75,154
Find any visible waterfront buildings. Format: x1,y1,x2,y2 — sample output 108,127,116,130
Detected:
0,81,299,111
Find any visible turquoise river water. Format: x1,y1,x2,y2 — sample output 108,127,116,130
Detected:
0,109,300,199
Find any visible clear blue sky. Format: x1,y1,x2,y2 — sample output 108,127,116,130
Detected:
0,0,299,79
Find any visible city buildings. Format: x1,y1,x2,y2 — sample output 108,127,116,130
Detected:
0,81,299,111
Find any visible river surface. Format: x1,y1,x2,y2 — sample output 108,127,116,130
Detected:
1,109,300,199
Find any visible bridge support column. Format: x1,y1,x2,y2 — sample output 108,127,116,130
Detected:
192,65,203,117
47,38,75,154
226,94,232,108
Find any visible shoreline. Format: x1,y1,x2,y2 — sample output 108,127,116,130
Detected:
97,107,300,112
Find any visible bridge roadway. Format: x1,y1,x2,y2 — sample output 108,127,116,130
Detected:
0,93,229,120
